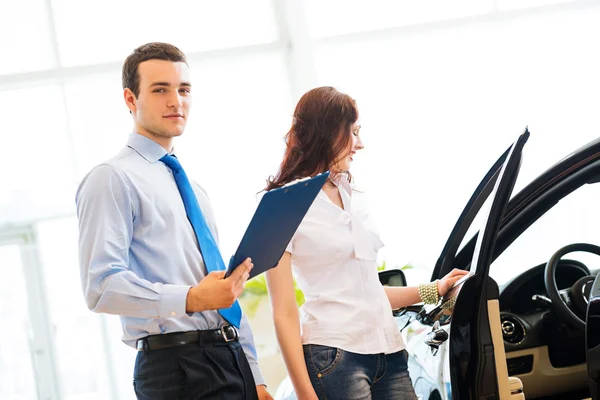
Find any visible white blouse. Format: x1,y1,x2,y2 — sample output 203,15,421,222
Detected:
285,177,405,355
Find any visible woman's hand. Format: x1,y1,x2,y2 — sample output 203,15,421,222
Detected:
436,268,470,297
256,385,274,400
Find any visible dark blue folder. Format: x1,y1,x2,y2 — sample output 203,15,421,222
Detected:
226,171,330,279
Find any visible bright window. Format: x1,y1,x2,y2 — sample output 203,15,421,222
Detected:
0,0,56,75
0,244,38,400
0,86,76,223
50,0,279,67
304,0,493,38
64,73,132,179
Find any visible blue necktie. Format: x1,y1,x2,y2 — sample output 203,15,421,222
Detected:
160,154,242,328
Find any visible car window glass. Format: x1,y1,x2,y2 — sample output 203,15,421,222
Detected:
491,182,600,285
457,195,494,255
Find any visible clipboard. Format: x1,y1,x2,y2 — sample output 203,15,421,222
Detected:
225,171,331,279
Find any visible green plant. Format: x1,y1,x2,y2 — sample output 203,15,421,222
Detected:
378,260,413,272
240,274,305,318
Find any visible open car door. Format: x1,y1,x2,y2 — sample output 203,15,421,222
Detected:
417,129,528,399
444,130,528,399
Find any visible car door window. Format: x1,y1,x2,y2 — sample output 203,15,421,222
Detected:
491,182,600,285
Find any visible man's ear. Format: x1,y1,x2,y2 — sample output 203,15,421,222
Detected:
124,88,136,114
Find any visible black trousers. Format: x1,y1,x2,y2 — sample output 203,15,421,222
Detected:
133,341,258,400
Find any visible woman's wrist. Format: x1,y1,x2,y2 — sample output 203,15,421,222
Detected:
418,280,440,304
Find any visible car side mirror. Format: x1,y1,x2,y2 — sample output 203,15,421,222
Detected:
378,269,407,287
379,269,417,324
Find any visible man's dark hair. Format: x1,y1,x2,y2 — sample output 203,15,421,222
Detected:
122,42,188,98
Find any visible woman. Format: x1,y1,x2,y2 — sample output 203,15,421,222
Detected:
265,86,467,400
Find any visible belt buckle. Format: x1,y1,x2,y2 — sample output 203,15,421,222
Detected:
220,325,238,342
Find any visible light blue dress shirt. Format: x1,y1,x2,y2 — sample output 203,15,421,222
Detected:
76,133,264,385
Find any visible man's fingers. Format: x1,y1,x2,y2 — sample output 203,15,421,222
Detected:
228,258,252,281
236,265,253,286
242,271,250,282
210,270,226,279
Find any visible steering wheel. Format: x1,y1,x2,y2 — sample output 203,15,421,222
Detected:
544,243,599,331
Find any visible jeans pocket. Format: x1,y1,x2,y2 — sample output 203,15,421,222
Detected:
306,344,343,377
388,349,410,374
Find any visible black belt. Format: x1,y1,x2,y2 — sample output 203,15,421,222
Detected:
136,325,239,351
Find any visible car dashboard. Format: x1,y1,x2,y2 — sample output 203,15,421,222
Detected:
493,260,594,398
499,260,590,315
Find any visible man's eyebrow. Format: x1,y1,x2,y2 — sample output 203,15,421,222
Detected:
149,82,170,88
149,82,192,88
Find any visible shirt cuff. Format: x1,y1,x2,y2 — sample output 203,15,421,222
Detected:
159,284,191,318
249,359,266,386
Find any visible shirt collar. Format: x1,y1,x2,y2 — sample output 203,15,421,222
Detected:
328,172,352,197
126,132,169,163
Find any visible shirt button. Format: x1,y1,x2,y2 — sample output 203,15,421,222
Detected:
171,311,176,316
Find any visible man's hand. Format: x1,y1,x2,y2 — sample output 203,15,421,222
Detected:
186,258,253,313
256,385,274,400
437,268,470,297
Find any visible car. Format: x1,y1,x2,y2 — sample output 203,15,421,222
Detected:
275,128,600,399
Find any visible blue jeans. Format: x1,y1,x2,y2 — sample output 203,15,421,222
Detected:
303,345,418,400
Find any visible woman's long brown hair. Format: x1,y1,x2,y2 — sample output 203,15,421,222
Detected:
266,86,358,191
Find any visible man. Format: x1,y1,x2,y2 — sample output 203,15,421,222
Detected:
76,42,273,400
